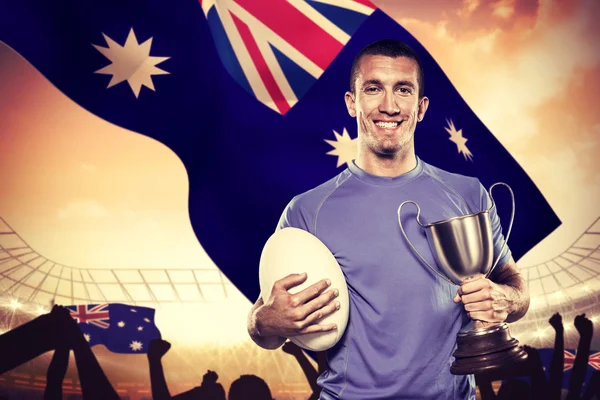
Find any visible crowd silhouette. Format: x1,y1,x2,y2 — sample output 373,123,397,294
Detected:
476,313,600,400
0,305,324,399
0,306,599,399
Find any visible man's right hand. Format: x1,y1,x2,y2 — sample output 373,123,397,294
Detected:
254,272,340,338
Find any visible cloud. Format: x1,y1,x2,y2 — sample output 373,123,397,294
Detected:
57,199,110,219
376,0,541,36
491,0,516,19
384,0,600,150
374,0,600,264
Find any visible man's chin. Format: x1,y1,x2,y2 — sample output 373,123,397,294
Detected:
374,147,401,158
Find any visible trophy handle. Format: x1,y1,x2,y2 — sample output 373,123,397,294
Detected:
485,182,515,279
397,201,454,284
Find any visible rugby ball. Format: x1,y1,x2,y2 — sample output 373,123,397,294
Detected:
259,227,349,351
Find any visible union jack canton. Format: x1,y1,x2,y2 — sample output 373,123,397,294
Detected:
69,304,110,329
201,0,376,114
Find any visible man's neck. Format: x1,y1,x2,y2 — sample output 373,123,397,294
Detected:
355,148,417,178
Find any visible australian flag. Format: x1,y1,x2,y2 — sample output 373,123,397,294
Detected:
65,304,161,354
0,0,560,302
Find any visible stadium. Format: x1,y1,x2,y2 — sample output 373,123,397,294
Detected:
2,216,600,398
0,217,318,399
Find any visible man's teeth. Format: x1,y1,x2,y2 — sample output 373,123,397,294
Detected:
375,121,399,129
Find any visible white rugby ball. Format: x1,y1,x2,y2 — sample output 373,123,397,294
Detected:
259,227,349,351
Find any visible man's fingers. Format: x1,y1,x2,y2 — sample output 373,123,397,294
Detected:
275,273,308,291
459,276,489,295
292,279,331,305
293,323,338,336
463,300,493,312
453,292,461,303
300,288,339,318
460,290,490,304
302,298,340,326
294,301,340,335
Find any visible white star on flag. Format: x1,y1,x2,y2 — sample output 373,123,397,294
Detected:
137,326,144,331
129,341,143,352
84,333,91,342
118,321,125,328
324,128,357,167
130,309,137,313
93,28,170,98
445,119,473,161
144,317,150,323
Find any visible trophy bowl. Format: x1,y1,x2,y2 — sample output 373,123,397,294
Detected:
426,211,494,285
397,183,527,375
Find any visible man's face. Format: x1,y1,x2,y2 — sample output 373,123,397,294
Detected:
345,55,428,157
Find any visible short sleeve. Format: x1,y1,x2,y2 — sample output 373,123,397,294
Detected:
276,195,313,233
478,182,512,270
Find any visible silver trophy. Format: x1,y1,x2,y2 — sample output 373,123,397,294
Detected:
397,183,527,375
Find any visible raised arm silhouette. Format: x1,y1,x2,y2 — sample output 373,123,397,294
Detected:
566,314,593,400
282,341,322,399
43,332,70,400
0,305,120,400
0,306,60,374
522,345,548,400
548,312,564,400
147,339,173,400
52,306,121,400
147,338,226,400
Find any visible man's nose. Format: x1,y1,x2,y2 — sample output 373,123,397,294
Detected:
378,90,400,115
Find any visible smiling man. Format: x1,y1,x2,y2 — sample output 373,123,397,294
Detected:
247,39,529,399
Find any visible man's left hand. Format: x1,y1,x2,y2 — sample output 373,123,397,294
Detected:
453,273,512,328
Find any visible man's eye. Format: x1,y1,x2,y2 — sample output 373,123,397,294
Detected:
397,87,412,94
365,87,380,93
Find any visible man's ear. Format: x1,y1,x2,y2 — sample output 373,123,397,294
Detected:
417,96,429,122
344,91,356,118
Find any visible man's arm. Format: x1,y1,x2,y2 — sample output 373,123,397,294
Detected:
488,256,529,323
454,256,529,326
248,296,287,350
247,273,340,350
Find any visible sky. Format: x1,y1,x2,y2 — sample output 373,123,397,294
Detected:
0,0,599,391
1,0,598,275
380,0,600,265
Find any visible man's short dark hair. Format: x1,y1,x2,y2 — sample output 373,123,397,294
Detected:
350,39,425,98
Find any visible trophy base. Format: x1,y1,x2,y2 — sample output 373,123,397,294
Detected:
450,323,528,376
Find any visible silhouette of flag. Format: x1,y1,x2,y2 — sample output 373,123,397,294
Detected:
0,1,560,302
65,303,161,354
538,348,600,391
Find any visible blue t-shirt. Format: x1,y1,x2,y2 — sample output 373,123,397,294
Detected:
277,157,511,400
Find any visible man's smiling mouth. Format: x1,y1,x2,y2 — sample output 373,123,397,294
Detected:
374,120,401,129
